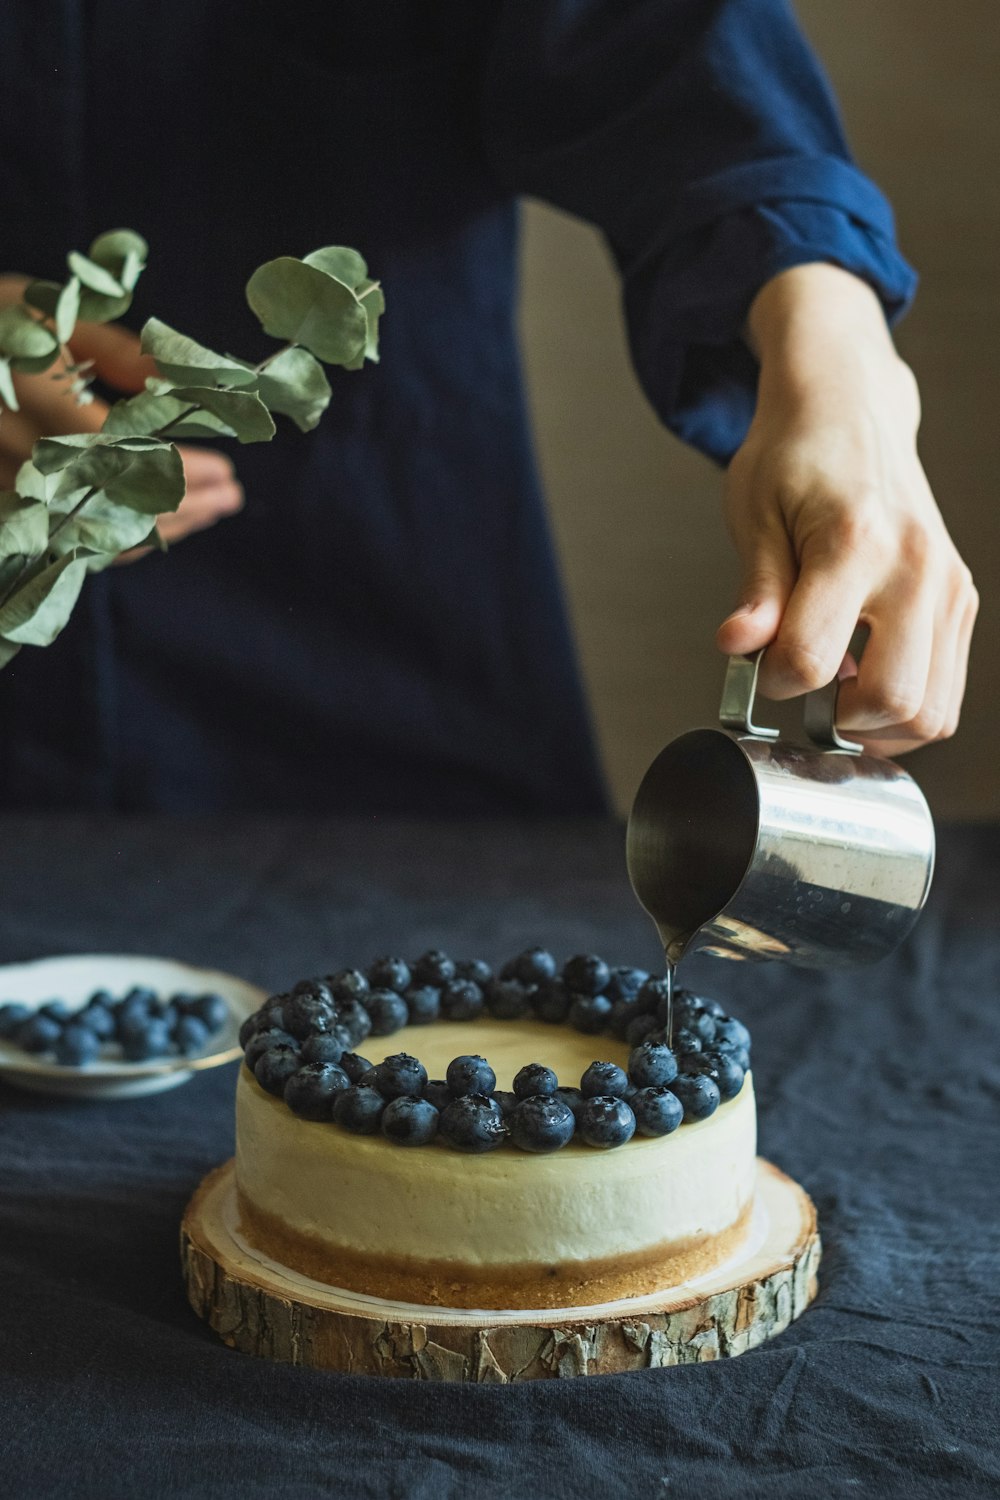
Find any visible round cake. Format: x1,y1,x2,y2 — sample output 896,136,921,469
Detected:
234,951,757,1311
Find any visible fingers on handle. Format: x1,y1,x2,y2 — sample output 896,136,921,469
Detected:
715,524,797,657
756,537,872,701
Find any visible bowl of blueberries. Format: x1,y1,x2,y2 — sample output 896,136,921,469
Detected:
0,954,266,1098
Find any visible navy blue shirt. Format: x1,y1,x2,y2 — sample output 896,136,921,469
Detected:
0,1,915,813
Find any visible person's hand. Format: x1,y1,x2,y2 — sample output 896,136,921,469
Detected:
717,263,978,757
0,275,243,558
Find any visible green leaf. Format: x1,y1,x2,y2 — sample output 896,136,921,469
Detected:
14,459,55,502
245,257,367,366
67,251,124,298
0,551,88,647
168,385,275,443
76,287,133,323
102,443,185,514
141,318,258,389
55,277,81,344
102,390,235,440
0,492,49,559
88,229,148,291
32,433,106,474
0,358,18,412
349,280,384,367
34,434,186,516
0,305,59,361
0,636,22,669
24,281,61,318
302,246,368,290
49,489,161,557
253,346,331,432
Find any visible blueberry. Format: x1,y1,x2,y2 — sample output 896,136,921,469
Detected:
338,1051,374,1084
326,969,370,1002
577,1095,636,1149
686,1050,746,1101
511,947,558,985
715,1015,752,1053
635,977,671,1016
605,967,650,1003
562,955,611,996
423,1078,453,1112
624,1013,662,1048
122,986,158,1008
39,999,73,1024
117,1009,157,1044
170,992,198,1014
54,1025,101,1067
671,1000,716,1044
412,949,456,987
627,1040,679,1089
493,1089,518,1119
85,989,116,1011
332,1084,385,1134
381,1097,439,1146
253,1043,303,1095
122,1019,173,1062
715,1040,751,1073
670,1027,704,1056
0,1003,31,1039
580,1061,629,1098
284,1062,350,1119
238,1013,260,1049
440,979,484,1022
486,979,532,1020
404,985,441,1026
631,1086,684,1137
301,1032,346,1066
245,1027,299,1068
283,993,338,1041
554,1085,586,1119
568,993,613,1035
188,993,229,1033
292,977,335,1001
15,1015,63,1053
364,989,409,1036
670,1071,721,1121
513,1062,558,1099
446,1054,496,1097
375,1052,428,1100
455,958,493,986
173,1015,211,1056
336,998,373,1046
438,1095,507,1153
253,996,290,1036
508,1096,576,1153
368,957,411,994
609,999,643,1039
532,978,571,1024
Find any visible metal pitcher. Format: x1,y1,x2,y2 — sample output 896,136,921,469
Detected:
626,651,935,967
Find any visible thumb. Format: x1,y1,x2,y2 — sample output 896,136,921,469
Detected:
716,525,797,657
67,321,157,395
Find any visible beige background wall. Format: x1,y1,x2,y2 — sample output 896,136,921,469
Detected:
519,0,999,819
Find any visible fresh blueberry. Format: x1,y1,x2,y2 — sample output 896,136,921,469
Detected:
284,1062,350,1119
173,1015,211,1056
562,955,611,997
554,1085,586,1119
117,1008,157,1044
0,1003,31,1039
486,979,532,1020
440,979,484,1022
493,1089,518,1119
715,1015,752,1053
333,1084,386,1134
252,1043,303,1095
15,1015,64,1053
671,1000,716,1044
605,967,650,1003
122,986,158,1009
508,1095,576,1153
244,1027,299,1068
238,1013,260,1049
335,998,373,1047
631,1086,684,1137
609,999,642,1039
455,958,493,987
54,1025,101,1067
404,985,441,1026
670,1026,704,1056
635,977,671,1016
301,1032,346,1066
412,949,456,987
423,1078,453,1112
568,994,613,1035
326,969,370,1002
532,979,571,1024
623,1014,661,1050
188,993,229,1033
170,992,198,1014
85,989,116,1011
375,1053,429,1099
367,957,411,994
714,1040,751,1073
580,1061,629,1098
338,1051,374,1084
364,989,409,1036
381,1097,439,1146
669,1071,721,1121
292,977,335,1002
122,1019,173,1062
627,1040,679,1089
513,1062,558,1099
39,999,73,1024
446,1054,497,1097
283,993,338,1041
438,1095,507,1153
686,1050,746,1101
577,1095,636,1149
511,947,558,985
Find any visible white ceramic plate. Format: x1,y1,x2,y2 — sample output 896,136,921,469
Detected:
0,953,266,1098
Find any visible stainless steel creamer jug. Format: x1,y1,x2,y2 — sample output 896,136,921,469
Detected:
626,651,935,967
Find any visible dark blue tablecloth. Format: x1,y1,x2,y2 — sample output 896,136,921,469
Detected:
1,816,998,1499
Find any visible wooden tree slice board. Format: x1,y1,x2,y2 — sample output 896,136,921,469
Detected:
181,1157,819,1381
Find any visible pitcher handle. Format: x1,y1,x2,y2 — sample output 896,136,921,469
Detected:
719,649,862,753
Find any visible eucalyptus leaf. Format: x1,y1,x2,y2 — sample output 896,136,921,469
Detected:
103,390,235,440
0,551,88,647
302,246,368,290
14,459,55,502
0,306,59,361
89,229,148,290
253,346,331,432
67,251,124,298
141,318,258,389
168,385,275,443
0,492,49,559
32,433,106,474
76,286,133,323
36,434,185,515
49,489,162,556
358,280,384,362
245,257,367,366
55,277,81,344
0,358,18,412
0,637,21,668
24,281,61,318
